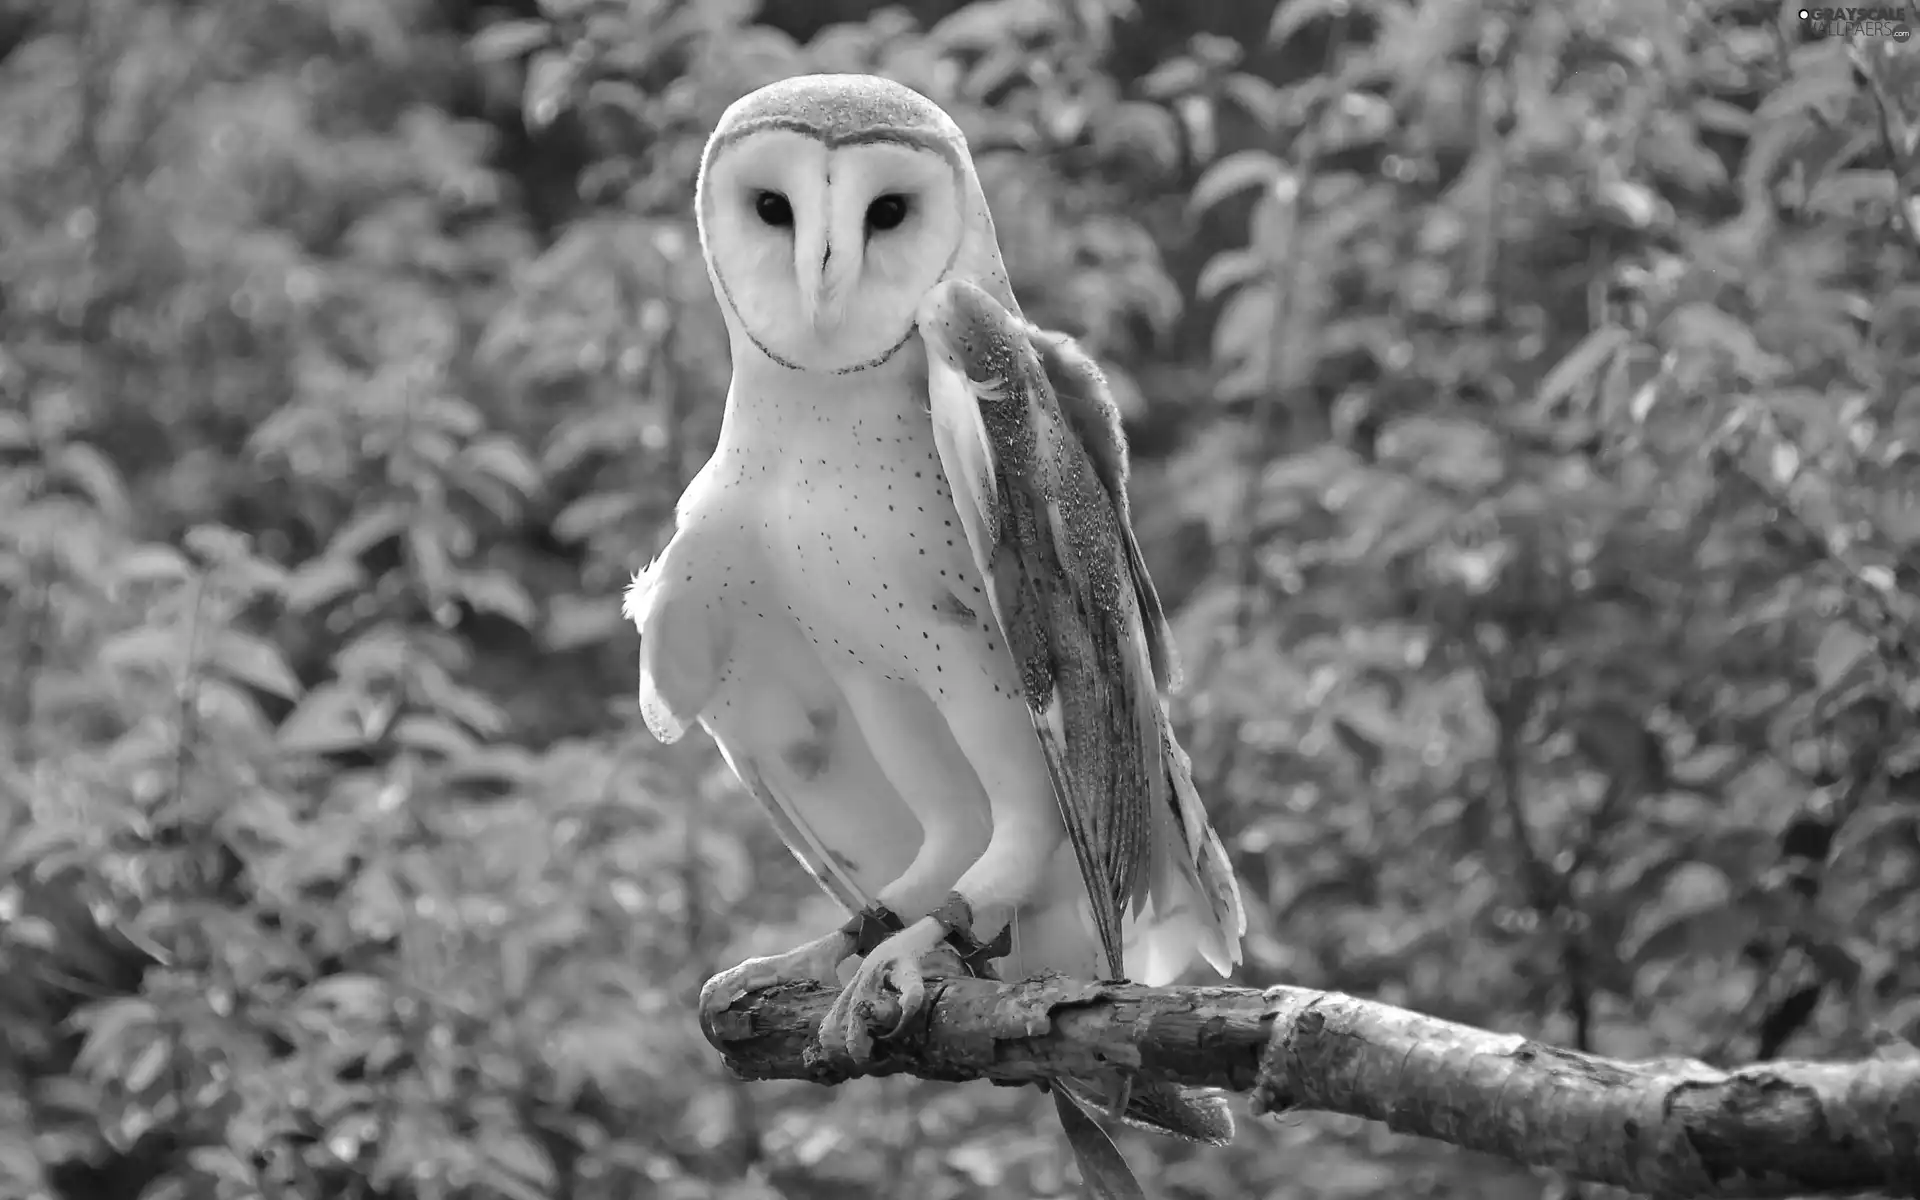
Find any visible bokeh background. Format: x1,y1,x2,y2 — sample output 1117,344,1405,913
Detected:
3,0,1918,1197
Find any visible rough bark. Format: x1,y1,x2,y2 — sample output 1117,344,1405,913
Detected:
701,976,1920,1199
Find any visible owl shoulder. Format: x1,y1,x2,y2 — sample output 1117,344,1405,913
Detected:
1031,329,1132,518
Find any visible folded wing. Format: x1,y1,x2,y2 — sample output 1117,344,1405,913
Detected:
916,280,1245,981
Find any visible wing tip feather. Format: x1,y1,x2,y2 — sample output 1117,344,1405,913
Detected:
1161,732,1248,975
627,553,718,744
638,684,691,743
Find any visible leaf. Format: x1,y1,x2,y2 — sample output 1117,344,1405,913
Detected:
186,1147,254,1186
460,434,542,498
1690,829,1779,879
1250,184,1300,256
546,593,624,650
1633,903,1764,967
1221,72,1284,133
183,524,252,566
1813,624,1874,691
392,714,480,757
1595,179,1671,231
50,441,131,524
1758,42,1858,125
276,684,368,756
301,973,389,1019
73,998,159,1078
116,545,191,587
1329,715,1384,778
1189,149,1285,216
1196,247,1266,302
540,408,632,474
459,569,537,627
1534,326,1630,413
1872,1030,1920,1061
929,0,1049,51
284,556,366,614
222,789,305,850
1832,802,1920,880
328,501,410,561
962,45,1037,106
552,490,643,543
482,1133,557,1200
211,632,304,701
1806,169,1897,218
1099,101,1182,172
1141,56,1207,99
0,410,31,450
1270,0,1355,50
1572,706,1665,790
1801,935,1862,990
407,522,455,597
416,676,507,738
1769,438,1800,485
501,933,530,999
471,18,549,63
1693,97,1753,135
430,395,493,446
1211,281,1275,369
443,744,541,788
1,821,85,874
194,677,275,736
1664,303,1785,382
99,627,185,680
524,50,576,130
122,1038,169,1093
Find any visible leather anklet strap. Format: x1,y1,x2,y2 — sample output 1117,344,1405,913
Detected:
838,904,905,956
930,891,1011,977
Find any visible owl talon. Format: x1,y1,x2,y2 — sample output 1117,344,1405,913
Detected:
699,929,856,1023
817,917,952,1063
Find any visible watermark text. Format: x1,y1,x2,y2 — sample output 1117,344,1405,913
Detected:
1799,6,1914,38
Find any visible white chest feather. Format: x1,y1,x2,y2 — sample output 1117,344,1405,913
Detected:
646,357,1039,924
711,365,1006,692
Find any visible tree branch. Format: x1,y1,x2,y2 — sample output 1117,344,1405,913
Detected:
702,976,1920,1199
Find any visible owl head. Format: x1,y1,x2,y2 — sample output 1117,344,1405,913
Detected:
696,74,1016,375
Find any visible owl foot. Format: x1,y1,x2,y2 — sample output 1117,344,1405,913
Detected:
699,928,856,1023
816,916,960,1064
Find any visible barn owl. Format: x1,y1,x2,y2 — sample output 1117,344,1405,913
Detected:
625,73,1246,1194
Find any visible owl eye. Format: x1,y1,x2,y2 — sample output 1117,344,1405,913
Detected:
753,191,793,228
865,194,910,232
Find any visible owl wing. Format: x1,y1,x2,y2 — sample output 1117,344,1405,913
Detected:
916,279,1244,981
625,466,917,920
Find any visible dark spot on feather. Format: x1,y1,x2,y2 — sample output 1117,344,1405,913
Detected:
785,706,837,780
806,705,836,739
933,590,976,625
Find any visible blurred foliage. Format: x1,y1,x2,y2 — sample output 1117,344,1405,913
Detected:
2,0,1918,1197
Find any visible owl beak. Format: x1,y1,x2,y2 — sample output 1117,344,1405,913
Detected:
804,253,849,336
795,220,842,335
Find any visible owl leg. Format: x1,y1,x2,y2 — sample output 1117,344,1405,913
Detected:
815,674,998,1062
820,670,1063,1063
